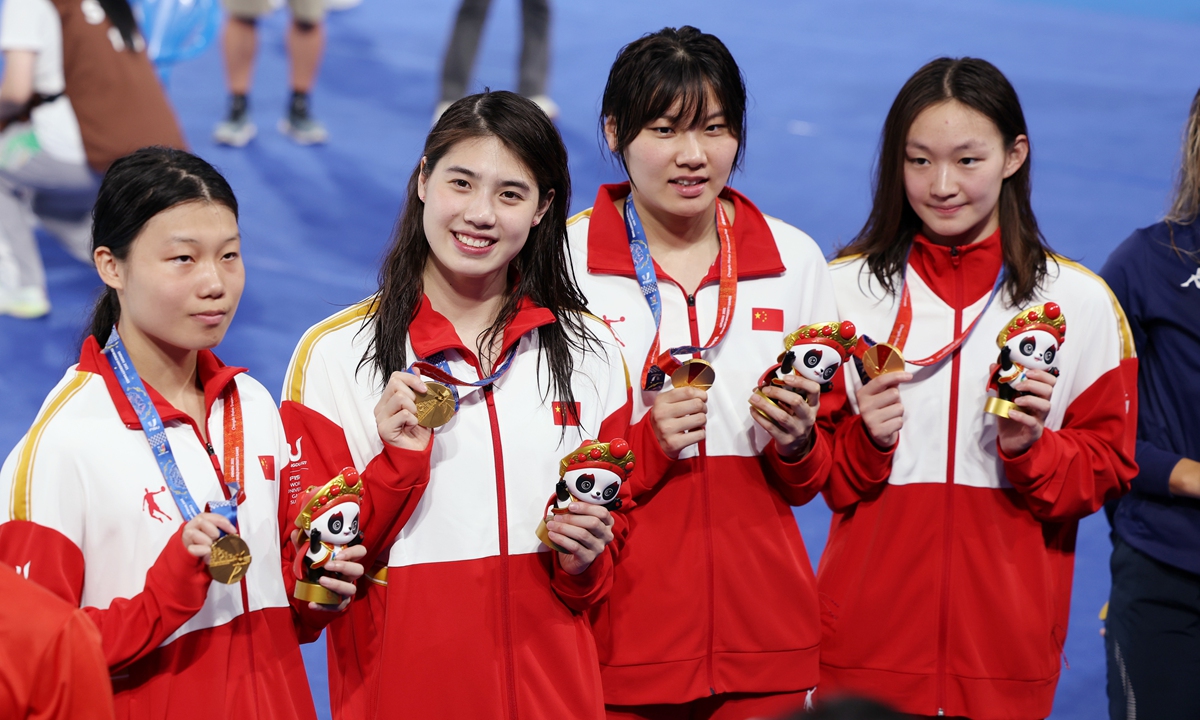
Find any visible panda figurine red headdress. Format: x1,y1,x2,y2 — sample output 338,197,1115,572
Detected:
985,302,1067,418
292,468,364,605
535,438,635,554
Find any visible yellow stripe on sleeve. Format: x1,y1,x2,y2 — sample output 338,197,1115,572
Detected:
283,299,375,404
1052,255,1136,360
10,372,91,521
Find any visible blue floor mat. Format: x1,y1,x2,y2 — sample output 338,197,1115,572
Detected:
2,1,1197,717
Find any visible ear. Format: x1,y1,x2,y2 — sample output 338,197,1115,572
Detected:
532,188,554,227
1002,135,1029,179
93,246,124,292
603,116,620,154
416,156,429,202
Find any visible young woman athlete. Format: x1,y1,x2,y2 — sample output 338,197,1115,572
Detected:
568,26,838,719
818,58,1138,719
281,90,633,720
0,147,365,719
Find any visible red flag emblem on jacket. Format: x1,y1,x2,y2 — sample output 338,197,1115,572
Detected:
752,308,784,331
552,401,581,426
259,455,275,481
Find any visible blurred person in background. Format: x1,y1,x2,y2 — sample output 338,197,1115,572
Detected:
215,0,327,146
433,0,556,124
0,0,183,319
1100,86,1200,720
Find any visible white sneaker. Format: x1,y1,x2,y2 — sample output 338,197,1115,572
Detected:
214,114,258,147
325,0,362,10
0,285,50,318
527,95,560,121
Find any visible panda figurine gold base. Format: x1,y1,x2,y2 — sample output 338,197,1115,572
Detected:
536,438,635,554
753,320,859,419
985,302,1066,418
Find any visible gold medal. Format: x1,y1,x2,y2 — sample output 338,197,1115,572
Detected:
208,533,252,584
414,381,456,429
862,343,906,380
671,358,716,390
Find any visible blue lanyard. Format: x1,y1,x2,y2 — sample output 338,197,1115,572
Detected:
408,346,519,410
102,328,239,529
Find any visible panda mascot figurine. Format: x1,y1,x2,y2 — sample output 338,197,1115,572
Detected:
985,302,1067,419
292,468,364,605
535,438,635,554
753,320,859,419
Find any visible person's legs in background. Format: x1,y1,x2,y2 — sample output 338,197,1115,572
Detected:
215,0,265,147
279,0,328,144
1105,536,1200,720
518,0,556,119
435,0,492,123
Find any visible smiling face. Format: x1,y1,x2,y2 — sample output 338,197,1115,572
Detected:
903,100,1028,245
607,87,739,226
791,343,844,384
310,502,361,546
564,467,623,505
417,135,551,293
97,201,243,354
1004,329,1060,372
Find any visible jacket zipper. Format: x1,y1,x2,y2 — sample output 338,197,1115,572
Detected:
485,386,520,720
683,292,718,694
936,246,964,715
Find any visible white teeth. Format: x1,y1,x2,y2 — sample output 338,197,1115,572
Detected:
455,232,495,248
673,179,702,186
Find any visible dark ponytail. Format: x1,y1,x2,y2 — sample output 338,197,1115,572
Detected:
87,147,237,346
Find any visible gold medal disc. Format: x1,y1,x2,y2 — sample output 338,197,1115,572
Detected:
414,381,456,429
862,343,906,380
209,533,252,585
671,359,716,391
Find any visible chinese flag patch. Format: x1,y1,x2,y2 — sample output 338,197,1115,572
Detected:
752,308,784,331
259,455,276,481
552,401,581,426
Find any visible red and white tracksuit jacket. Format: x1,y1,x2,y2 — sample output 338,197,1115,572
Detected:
567,183,837,705
818,232,1138,719
280,295,633,720
0,337,326,720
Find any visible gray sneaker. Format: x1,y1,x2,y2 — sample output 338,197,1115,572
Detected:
278,114,328,145
214,96,257,147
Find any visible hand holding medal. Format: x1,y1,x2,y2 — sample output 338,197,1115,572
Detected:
375,369,437,450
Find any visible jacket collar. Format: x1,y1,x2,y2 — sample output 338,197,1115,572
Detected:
585,182,786,282
908,228,1004,309
407,293,557,370
77,335,245,430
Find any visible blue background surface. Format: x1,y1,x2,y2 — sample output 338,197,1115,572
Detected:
1,1,1197,717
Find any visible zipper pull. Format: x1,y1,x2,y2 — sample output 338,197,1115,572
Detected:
950,245,961,268
687,294,696,307
205,442,216,457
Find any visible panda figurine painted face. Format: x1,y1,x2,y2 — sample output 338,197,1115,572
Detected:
292,468,365,606
564,467,623,506
791,343,846,386
986,302,1067,418
308,502,360,547
755,321,859,418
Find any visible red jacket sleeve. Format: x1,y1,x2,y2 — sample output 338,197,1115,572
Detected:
760,430,831,507
279,400,432,638
0,520,213,672
28,609,115,720
818,367,895,511
548,393,634,612
1000,358,1139,522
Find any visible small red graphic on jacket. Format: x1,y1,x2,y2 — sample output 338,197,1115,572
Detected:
259,455,276,480
143,486,171,523
752,308,784,331
552,401,581,426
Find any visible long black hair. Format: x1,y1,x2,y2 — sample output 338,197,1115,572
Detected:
87,147,238,346
838,57,1053,307
363,91,593,425
601,26,748,174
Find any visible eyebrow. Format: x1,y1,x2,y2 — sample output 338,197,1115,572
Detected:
445,165,532,193
907,140,984,153
167,235,240,244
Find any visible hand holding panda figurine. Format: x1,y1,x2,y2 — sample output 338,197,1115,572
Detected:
985,302,1065,455
536,438,635,574
293,468,366,607
750,320,859,458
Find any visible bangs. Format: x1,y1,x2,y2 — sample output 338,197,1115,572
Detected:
638,63,719,131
